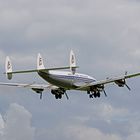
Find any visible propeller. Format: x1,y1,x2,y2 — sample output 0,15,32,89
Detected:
125,83,131,91
124,71,131,91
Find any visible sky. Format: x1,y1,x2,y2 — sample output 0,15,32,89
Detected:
0,0,140,139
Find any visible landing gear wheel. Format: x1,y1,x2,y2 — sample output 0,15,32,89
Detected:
55,94,62,99
55,95,59,99
89,94,93,98
58,94,62,99
94,93,97,98
97,92,101,98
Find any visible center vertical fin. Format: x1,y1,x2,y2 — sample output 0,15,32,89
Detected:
37,53,45,70
70,50,76,75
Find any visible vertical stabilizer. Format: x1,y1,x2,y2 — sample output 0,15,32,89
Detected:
5,56,12,80
70,50,76,74
37,53,45,70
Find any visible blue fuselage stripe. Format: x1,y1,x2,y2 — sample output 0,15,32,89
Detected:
51,74,95,83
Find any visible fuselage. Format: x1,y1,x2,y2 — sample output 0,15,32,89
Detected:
38,70,96,90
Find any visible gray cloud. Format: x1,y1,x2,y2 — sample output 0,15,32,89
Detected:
0,0,140,140
0,103,35,140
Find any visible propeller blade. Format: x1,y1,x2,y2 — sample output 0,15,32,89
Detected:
123,78,131,91
103,89,107,97
125,84,131,91
64,92,69,100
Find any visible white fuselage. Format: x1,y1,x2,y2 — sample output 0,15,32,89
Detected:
38,70,96,90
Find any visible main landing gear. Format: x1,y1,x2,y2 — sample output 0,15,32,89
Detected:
51,88,69,100
87,88,107,99
55,94,62,99
88,91,101,98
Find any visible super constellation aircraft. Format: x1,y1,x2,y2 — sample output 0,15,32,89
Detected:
0,50,140,100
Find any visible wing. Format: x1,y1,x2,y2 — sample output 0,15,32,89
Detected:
0,82,69,100
0,82,59,99
77,72,140,92
0,82,51,89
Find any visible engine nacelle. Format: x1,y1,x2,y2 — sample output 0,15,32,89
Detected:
115,80,125,87
90,84,104,92
51,89,57,95
32,88,44,94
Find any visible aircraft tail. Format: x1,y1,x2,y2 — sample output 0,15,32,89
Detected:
4,52,78,80
37,53,45,70
5,56,13,80
70,50,76,74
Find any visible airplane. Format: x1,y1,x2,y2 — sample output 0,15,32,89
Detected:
0,50,140,100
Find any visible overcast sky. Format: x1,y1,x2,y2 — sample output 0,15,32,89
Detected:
0,0,140,139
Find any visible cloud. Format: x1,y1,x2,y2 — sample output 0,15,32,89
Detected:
126,133,140,140
34,101,140,140
0,0,140,72
0,115,5,136
0,103,137,140
64,124,121,140
0,0,140,140
35,123,122,140
0,103,35,140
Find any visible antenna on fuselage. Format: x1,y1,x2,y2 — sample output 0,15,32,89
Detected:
70,50,76,75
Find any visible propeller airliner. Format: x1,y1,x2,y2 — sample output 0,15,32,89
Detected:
0,50,140,100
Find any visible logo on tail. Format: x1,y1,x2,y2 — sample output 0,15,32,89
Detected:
70,50,76,75
5,56,13,80
71,55,75,64
39,57,43,66
37,53,45,70
7,61,11,70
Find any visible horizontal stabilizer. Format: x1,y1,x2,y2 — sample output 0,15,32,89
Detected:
4,53,78,76
4,66,78,74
